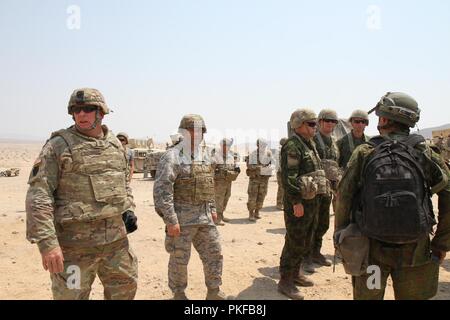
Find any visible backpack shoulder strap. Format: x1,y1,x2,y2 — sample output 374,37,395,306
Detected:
403,134,426,148
367,135,387,147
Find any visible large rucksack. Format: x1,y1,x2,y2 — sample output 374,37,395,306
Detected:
355,134,435,244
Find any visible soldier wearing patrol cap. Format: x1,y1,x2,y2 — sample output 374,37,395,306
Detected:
337,109,370,169
278,109,327,300
26,88,138,300
153,114,228,300
212,138,241,225
335,92,450,300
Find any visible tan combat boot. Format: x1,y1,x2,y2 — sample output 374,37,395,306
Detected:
293,266,314,287
254,209,262,219
311,247,332,267
249,210,256,222
222,214,230,223
206,288,227,300
173,291,188,300
278,272,304,300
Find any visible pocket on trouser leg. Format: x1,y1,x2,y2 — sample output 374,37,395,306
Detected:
50,253,98,300
392,262,439,300
98,246,138,300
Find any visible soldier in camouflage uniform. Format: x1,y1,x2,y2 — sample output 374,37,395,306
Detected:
335,92,450,300
278,109,329,300
337,110,370,169
26,88,138,300
246,139,274,221
306,109,341,268
212,138,241,226
276,138,288,210
117,132,135,184
153,114,227,300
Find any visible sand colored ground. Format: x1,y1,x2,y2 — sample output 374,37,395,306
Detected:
1,141,450,300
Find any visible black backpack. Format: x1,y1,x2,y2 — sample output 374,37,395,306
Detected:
355,134,435,244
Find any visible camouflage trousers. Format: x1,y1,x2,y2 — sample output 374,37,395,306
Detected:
352,238,440,300
50,238,138,300
214,179,232,214
279,196,321,274
165,225,223,293
247,177,269,211
313,193,332,251
276,171,284,208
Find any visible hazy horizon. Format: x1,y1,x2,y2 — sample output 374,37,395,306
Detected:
2,0,450,146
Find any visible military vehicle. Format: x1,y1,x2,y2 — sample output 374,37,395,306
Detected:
143,149,166,178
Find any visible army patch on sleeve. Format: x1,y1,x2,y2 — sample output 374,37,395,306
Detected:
287,153,300,168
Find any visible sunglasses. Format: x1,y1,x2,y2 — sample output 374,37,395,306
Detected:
323,119,338,124
306,121,317,128
72,106,98,114
118,138,126,142
352,119,368,125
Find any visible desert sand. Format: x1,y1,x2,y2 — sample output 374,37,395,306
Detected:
1,141,449,300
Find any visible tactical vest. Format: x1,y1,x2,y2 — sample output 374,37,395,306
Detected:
52,128,131,225
293,134,329,198
315,132,341,182
214,152,239,182
247,149,272,178
174,161,216,205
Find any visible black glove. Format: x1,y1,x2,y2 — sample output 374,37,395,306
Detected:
234,167,241,174
122,210,138,234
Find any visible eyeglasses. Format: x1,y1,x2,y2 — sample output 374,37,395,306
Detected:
352,119,368,125
71,106,98,114
323,119,338,124
306,121,317,128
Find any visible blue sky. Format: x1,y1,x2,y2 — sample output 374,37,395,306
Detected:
1,0,449,143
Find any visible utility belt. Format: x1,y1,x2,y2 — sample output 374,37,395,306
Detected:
297,169,330,200
246,165,272,178
215,169,240,182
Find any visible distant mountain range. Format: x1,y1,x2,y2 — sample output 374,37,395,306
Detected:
414,123,450,139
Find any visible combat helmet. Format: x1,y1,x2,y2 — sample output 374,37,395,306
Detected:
117,132,129,144
370,92,420,128
68,88,110,115
349,110,369,123
290,109,317,129
318,109,338,121
178,114,207,133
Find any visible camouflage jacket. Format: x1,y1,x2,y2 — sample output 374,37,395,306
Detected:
26,125,133,254
337,131,369,168
281,133,324,209
335,131,450,260
313,131,339,161
153,142,216,227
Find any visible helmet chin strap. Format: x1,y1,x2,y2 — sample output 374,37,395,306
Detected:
73,109,102,132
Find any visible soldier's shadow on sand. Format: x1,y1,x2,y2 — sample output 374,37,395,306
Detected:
235,277,288,300
227,218,257,225
433,282,450,300
266,228,286,235
260,206,282,213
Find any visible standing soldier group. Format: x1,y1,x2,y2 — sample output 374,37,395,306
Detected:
26,88,449,301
